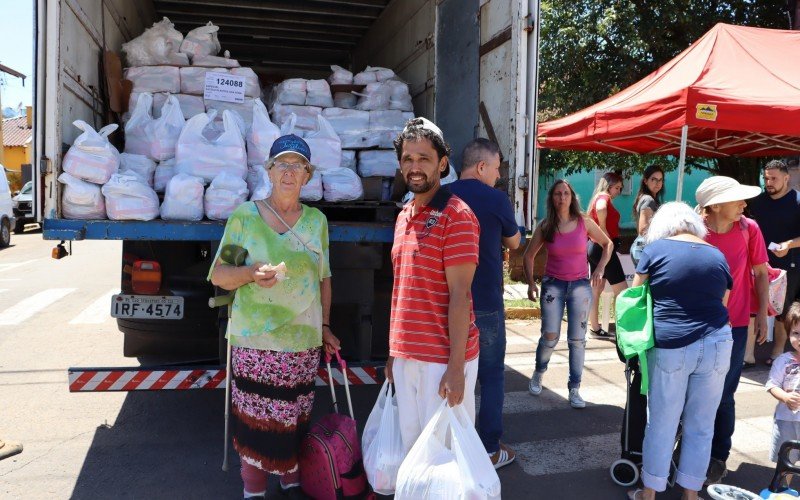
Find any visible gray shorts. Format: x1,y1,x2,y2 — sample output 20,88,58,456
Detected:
771,419,800,462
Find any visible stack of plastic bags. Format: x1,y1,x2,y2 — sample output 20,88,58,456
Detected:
205,172,249,220
175,110,247,183
160,173,205,221
328,65,356,109
102,172,160,221
58,172,106,219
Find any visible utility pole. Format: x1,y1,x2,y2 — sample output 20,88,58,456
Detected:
0,63,27,166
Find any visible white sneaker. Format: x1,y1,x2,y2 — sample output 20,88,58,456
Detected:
528,372,543,395
569,388,586,409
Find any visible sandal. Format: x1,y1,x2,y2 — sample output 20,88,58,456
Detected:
627,489,643,500
742,361,756,370
589,327,613,339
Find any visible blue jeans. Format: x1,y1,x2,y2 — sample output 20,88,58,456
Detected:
475,309,506,454
642,328,733,492
710,325,748,462
535,276,592,389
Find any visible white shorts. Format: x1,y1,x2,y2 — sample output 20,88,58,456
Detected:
771,419,800,463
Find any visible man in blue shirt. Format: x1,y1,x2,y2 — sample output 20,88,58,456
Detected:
449,138,521,469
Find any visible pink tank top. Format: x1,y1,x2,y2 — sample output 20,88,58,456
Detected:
544,217,589,281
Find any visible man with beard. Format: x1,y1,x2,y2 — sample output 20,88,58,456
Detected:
749,160,800,365
386,117,481,454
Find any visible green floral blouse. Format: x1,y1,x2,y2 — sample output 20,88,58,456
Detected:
208,201,331,353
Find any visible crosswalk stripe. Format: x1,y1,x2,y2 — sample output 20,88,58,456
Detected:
0,288,76,326
68,288,117,324
0,259,38,274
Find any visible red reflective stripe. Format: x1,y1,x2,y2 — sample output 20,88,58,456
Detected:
345,369,362,385
317,368,331,385
363,367,378,381
122,371,153,391
149,370,179,390
94,370,125,391
175,370,205,390
70,371,97,392
204,369,227,389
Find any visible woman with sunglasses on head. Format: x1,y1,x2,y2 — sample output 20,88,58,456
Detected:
631,165,666,265
209,134,341,499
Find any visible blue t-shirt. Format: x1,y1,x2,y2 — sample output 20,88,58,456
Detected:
749,189,800,269
449,179,518,311
636,239,733,348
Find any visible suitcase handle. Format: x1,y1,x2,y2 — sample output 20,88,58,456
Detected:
325,349,354,419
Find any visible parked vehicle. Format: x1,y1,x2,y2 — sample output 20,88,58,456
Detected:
34,0,539,390
12,181,33,234
0,167,15,247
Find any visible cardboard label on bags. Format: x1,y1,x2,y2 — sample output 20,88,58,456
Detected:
204,72,246,103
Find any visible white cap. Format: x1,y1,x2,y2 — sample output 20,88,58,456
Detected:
695,176,761,208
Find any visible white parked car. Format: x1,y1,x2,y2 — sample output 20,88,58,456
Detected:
0,168,17,247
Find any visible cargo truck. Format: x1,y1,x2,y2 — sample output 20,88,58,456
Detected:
33,0,540,391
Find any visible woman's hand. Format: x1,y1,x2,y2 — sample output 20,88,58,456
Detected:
322,325,341,354
590,267,605,288
528,283,539,301
251,263,278,288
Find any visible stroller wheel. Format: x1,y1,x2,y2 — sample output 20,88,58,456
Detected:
610,459,640,487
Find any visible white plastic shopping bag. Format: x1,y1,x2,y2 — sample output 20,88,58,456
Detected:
322,168,363,202
119,153,157,187
62,120,120,184
174,110,247,183
395,401,501,500
102,173,160,221
58,172,106,219
362,381,404,495
300,170,322,202
304,115,342,171
160,173,205,221
247,99,281,166
124,92,156,158
147,94,186,161
204,171,248,220
154,158,177,193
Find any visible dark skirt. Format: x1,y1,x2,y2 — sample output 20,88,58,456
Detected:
231,345,321,474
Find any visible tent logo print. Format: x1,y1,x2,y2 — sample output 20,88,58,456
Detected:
696,104,718,121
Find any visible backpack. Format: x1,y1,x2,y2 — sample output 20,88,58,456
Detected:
739,218,788,316
299,350,372,499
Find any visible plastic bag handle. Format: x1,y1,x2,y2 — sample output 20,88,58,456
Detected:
324,349,354,419
97,124,119,137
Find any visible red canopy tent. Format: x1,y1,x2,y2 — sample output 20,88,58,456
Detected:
535,23,800,201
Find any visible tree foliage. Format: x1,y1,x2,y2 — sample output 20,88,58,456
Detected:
538,0,790,180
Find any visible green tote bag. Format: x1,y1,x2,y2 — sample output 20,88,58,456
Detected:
615,283,655,395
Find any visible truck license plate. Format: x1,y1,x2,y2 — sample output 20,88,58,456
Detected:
110,295,184,320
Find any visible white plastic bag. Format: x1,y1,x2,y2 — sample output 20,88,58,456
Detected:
192,51,240,68
62,120,120,184
395,401,501,500
154,158,177,192
121,17,185,66
341,150,356,171
322,108,369,136
354,66,395,85
204,171,249,220
271,104,322,135
102,173,160,221
300,170,322,201
249,168,273,201
358,150,398,177
305,115,342,171
231,67,261,98
206,98,255,133
272,79,307,106
387,80,414,111
124,66,181,94
322,167,363,202
180,67,228,95
147,94,186,161
328,65,353,85
160,173,205,221
124,93,156,158
362,381,404,495
149,93,205,120
58,172,106,219
175,110,247,183
180,22,221,58
305,79,333,108
356,82,392,111
247,99,281,166
119,153,157,187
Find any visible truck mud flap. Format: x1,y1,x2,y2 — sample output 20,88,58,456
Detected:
68,363,384,392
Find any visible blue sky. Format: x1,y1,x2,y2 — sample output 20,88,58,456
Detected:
0,1,34,109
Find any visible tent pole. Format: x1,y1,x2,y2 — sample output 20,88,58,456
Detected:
675,125,688,201
531,147,541,224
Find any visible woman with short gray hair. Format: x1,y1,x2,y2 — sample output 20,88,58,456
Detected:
628,202,733,500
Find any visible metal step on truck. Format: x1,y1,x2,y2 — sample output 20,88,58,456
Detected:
33,0,539,393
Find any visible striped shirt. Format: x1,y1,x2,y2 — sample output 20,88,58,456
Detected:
389,187,481,364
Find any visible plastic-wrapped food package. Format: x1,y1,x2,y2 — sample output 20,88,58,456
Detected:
322,167,363,202
358,150,398,177
272,79,307,106
206,98,255,133
102,173,160,221
205,171,249,220
174,110,247,183
124,93,156,158
249,168,272,201
387,80,414,111
147,94,186,161
377,129,402,149
62,121,120,184
340,131,381,149
355,82,392,111
121,17,185,66
305,115,342,171
192,51,240,68
180,22,221,58
119,153,157,187
58,172,106,219
305,79,333,108
270,104,322,136
341,150,356,171
154,158,177,192
300,170,323,201
328,65,353,85
333,92,357,109
369,110,408,131
151,93,204,120
160,173,205,221
354,66,395,84
321,108,369,136
180,67,228,95
124,66,181,94
230,67,261,98
247,100,280,166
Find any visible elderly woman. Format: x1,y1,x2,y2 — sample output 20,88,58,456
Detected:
209,134,340,498
628,202,733,500
524,179,612,408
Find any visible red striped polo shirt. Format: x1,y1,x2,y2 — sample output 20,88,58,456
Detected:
389,187,481,364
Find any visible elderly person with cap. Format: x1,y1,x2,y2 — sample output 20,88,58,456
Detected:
694,176,770,485
209,134,341,499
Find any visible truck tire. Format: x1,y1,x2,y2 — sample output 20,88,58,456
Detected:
0,219,10,247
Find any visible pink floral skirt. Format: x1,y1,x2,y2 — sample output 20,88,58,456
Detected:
230,345,321,474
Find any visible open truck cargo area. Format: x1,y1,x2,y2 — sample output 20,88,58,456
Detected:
34,0,537,374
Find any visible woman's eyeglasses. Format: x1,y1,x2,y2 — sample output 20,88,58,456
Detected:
272,161,310,173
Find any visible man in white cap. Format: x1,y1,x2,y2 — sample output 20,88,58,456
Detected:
695,176,770,484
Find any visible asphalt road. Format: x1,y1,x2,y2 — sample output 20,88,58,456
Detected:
0,230,782,499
